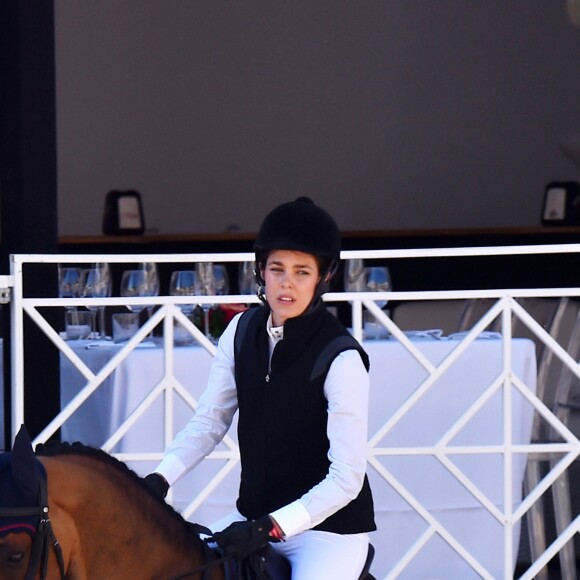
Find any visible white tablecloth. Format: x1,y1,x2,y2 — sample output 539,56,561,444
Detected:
60,336,537,579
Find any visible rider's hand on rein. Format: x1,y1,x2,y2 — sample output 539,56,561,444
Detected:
144,473,170,499
212,515,282,560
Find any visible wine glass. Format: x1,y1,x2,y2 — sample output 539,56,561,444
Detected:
363,266,391,340
120,270,149,315
81,267,111,338
238,261,258,295
94,263,112,339
140,262,159,297
169,270,197,315
140,262,160,333
365,266,392,309
195,262,215,339
213,265,229,296
58,266,82,310
344,259,366,292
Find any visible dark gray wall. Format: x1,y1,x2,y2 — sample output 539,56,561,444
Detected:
55,1,580,236
1,1,60,444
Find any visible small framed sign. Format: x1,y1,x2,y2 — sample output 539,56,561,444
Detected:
102,190,145,235
541,181,580,226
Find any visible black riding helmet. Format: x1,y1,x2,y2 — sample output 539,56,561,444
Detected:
253,196,341,303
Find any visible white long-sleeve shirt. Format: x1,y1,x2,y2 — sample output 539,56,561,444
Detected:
155,312,370,537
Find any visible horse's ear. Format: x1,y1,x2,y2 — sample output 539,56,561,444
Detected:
11,425,41,501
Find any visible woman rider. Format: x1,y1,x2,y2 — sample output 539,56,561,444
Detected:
147,197,376,579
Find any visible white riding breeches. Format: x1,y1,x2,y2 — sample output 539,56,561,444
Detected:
211,510,370,580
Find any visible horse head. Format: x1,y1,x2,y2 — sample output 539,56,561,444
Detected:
3,433,228,579
0,425,54,580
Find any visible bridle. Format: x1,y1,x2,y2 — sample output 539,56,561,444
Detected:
0,466,66,580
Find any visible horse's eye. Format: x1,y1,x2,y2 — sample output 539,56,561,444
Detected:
8,552,24,565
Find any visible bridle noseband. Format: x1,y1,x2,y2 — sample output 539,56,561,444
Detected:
0,468,66,580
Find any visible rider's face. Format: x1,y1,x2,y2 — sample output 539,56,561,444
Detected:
262,250,320,326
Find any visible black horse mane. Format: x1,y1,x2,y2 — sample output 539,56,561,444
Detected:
35,440,199,539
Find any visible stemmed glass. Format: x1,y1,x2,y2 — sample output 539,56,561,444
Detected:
363,266,392,340
169,270,197,316
59,265,83,334
169,270,197,344
58,266,82,310
140,262,159,299
195,262,215,339
344,259,366,293
213,265,229,296
81,266,111,339
140,262,160,333
365,266,392,308
120,270,149,315
238,261,257,296
95,263,112,339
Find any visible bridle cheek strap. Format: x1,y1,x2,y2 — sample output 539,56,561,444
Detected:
32,507,65,580
36,476,66,580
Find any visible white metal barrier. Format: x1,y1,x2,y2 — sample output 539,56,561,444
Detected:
7,245,580,579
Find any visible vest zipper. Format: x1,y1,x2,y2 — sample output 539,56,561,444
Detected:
265,353,273,382
266,340,279,382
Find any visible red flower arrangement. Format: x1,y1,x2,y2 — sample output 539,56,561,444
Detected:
196,303,250,339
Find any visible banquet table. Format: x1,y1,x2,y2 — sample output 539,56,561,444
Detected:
60,334,537,579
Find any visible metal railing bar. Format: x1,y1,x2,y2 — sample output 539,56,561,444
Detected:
327,288,580,301
21,294,261,308
102,378,166,453
518,514,580,580
368,456,493,579
514,452,579,522
438,374,505,448
171,305,216,355
434,453,504,523
10,259,24,435
350,299,364,343
340,243,580,259
511,372,580,446
165,378,238,454
369,443,578,456
112,450,239,462
14,252,257,264
31,310,166,445
181,458,241,520
364,300,436,372
17,288,580,313
367,301,506,448
385,527,436,580
162,315,176,455
23,305,96,381
501,304,515,577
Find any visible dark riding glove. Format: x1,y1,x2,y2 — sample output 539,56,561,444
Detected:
213,516,279,560
144,472,169,499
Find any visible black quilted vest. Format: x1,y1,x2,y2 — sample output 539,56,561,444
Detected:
233,303,376,534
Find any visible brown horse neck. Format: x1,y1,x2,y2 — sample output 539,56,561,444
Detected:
39,454,224,579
